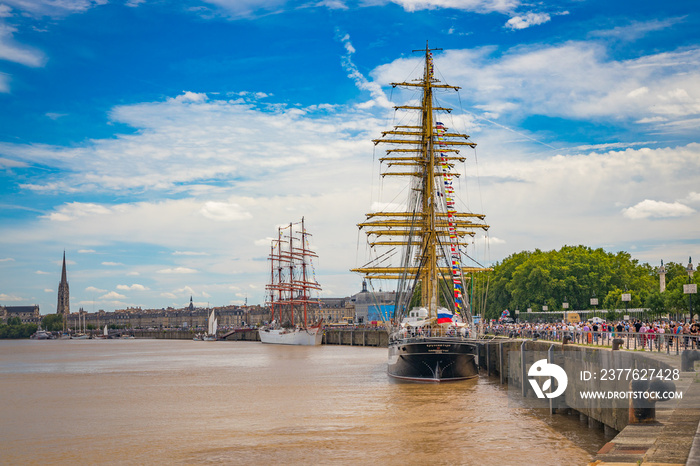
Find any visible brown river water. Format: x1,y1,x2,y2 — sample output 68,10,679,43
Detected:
0,339,606,465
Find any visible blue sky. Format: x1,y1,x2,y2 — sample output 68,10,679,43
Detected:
1,0,699,314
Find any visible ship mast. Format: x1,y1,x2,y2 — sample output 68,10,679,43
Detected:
269,238,276,323
265,220,323,328
352,42,490,322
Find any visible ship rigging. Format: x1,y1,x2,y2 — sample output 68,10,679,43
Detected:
352,42,492,381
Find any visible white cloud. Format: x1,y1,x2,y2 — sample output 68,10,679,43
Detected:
372,43,700,131
169,91,208,103
35,270,50,275
100,291,126,300
196,0,286,18
44,288,53,292
572,141,655,152
316,0,347,9
0,293,23,301
197,0,520,18
370,201,405,213
505,12,550,30
0,21,46,68
78,249,96,253
466,142,700,264
116,284,149,291
590,17,686,42
338,32,392,109
622,199,696,220
102,261,124,266
253,237,274,247
685,192,700,203
173,251,210,256
0,257,14,262
42,202,111,221
0,157,26,169
627,86,649,98
158,267,198,274
387,0,519,14
85,286,107,293
5,91,378,195
1,0,108,17
175,285,196,295
199,201,252,221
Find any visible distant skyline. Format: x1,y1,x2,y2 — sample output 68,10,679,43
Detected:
1,0,699,314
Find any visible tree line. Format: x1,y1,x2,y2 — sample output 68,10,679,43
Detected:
0,317,38,338
471,245,698,321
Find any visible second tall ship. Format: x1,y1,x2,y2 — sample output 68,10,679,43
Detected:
352,43,491,382
259,218,324,346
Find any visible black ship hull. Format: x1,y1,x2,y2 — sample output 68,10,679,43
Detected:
387,337,479,382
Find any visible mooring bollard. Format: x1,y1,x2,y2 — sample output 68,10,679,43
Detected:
628,379,676,424
563,335,572,345
612,338,624,350
681,350,700,371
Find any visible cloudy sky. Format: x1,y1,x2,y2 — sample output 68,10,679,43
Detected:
0,0,698,314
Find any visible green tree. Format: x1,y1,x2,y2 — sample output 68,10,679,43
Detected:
664,266,700,317
645,291,665,316
42,314,64,332
481,245,662,320
6,316,21,326
0,321,38,339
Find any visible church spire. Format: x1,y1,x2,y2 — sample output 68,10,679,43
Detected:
61,250,68,282
57,251,70,327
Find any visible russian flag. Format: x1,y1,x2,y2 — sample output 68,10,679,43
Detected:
437,308,454,324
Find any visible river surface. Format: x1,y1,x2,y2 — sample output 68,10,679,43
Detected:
0,339,606,465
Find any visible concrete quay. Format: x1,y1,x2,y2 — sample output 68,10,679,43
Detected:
133,327,389,346
220,327,389,346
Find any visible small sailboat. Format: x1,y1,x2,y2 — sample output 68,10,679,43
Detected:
203,310,218,341
95,324,110,339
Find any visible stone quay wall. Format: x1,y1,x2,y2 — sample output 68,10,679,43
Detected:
477,339,647,431
133,328,389,346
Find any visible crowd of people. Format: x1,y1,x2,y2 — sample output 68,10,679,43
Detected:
484,318,700,350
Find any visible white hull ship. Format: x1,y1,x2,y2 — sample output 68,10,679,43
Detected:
352,43,491,382
258,322,323,346
259,218,324,346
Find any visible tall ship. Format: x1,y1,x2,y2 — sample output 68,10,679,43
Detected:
352,43,491,382
259,218,324,346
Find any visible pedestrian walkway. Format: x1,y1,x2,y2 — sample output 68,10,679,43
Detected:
592,351,700,465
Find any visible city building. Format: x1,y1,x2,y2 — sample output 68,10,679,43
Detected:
319,297,354,323
1,305,40,324
349,280,396,324
66,304,268,331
